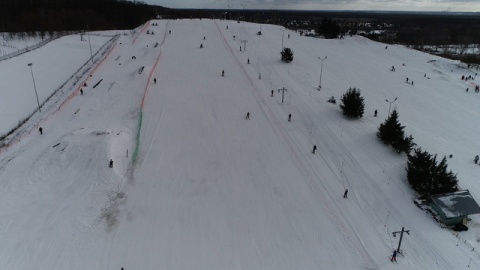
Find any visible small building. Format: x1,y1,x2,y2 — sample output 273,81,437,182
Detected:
430,190,480,226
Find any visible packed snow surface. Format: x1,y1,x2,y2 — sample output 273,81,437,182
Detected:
0,19,479,270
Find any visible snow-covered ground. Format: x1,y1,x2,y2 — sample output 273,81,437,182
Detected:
0,19,479,270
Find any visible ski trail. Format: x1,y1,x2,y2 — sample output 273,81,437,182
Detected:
214,20,379,269
134,20,170,167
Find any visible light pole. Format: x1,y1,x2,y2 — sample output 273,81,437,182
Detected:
318,56,327,90
280,28,286,50
386,97,398,117
27,63,41,112
87,25,93,64
241,4,246,20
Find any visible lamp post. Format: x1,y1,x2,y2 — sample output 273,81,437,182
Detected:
241,4,246,20
280,28,286,50
87,25,93,64
318,56,327,90
386,97,398,117
27,63,41,112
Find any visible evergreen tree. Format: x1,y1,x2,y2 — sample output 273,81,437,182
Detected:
317,18,340,39
431,156,458,194
407,148,436,196
377,109,403,145
281,47,294,63
406,148,458,196
339,87,364,118
377,109,415,154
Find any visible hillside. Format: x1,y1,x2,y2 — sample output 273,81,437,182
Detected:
0,19,479,269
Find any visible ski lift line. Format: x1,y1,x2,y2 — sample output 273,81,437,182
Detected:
214,19,377,267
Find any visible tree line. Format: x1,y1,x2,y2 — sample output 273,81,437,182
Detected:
0,0,171,33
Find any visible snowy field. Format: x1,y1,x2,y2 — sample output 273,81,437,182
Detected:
0,19,479,269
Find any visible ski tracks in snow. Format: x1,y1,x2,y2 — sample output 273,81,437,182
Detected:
214,20,379,269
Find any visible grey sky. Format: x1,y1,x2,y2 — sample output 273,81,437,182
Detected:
141,0,480,12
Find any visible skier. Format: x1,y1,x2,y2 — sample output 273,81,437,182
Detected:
203,36,206,40
109,159,113,168
288,114,291,122
475,155,479,164
312,145,317,154
374,109,378,117
246,112,250,120
391,250,397,262
271,90,274,97
169,30,171,34
343,189,348,198
240,46,242,51
154,78,157,84
406,77,409,83
247,58,250,64
221,70,225,77
80,89,83,95
259,73,261,80
200,43,203,48
39,127,43,135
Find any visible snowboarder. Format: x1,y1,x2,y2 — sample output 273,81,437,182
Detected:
221,70,224,77
288,114,291,122
246,112,250,120
109,159,113,168
39,127,43,135
374,110,378,117
312,145,317,154
391,250,397,262
80,89,83,95
475,155,479,164
154,78,157,84
271,90,274,97
343,189,348,198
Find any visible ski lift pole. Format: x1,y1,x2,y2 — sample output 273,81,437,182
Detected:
278,87,287,103
392,227,410,253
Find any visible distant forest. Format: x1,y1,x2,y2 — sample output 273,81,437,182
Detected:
0,1,478,64
0,0,170,32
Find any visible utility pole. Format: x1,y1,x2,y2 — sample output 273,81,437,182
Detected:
278,87,287,103
241,40,248,52
280,28,286,50
392,227,410,254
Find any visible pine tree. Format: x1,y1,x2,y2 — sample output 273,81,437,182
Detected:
339,87,364,118
281,48,294,63
406,148,435,196
377,109,403,145
431,156,458,194
377,109,415,154
406,149,458,196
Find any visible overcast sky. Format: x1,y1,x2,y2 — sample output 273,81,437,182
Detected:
141,0,480,12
